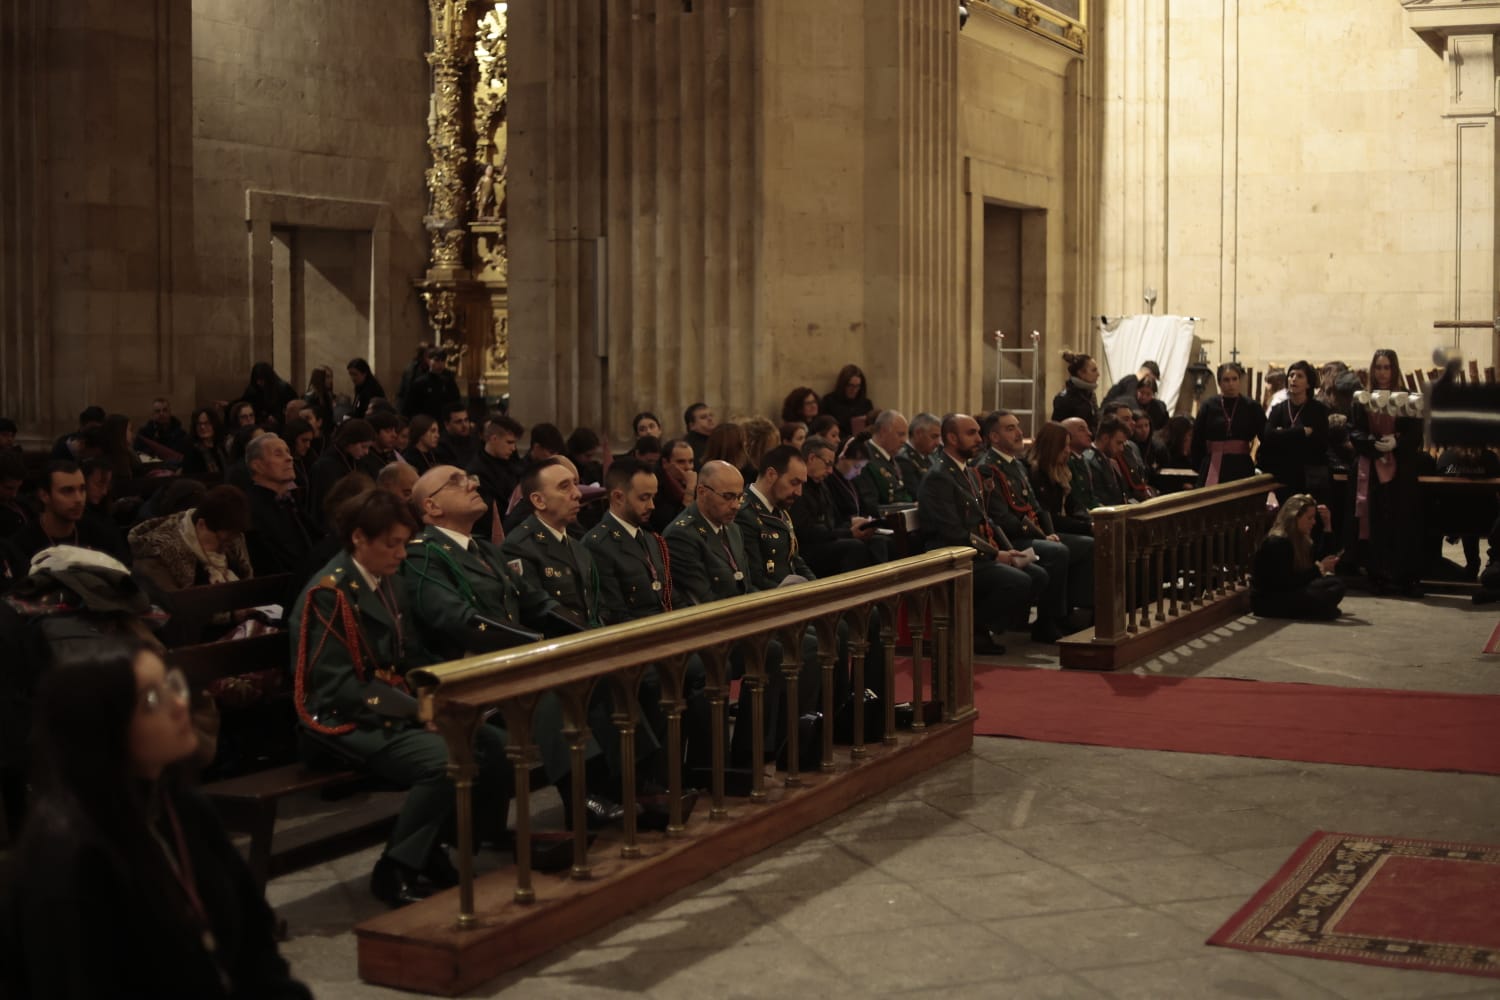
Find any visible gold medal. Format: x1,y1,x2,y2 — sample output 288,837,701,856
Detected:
651,581,662,591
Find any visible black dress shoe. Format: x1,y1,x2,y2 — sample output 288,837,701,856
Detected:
561,790,628,831
370,856,434,908
637,790,699,832
424,850,460,890
1030,621,1064,644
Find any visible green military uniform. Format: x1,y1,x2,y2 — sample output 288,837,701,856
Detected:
499,515,656,781
662,503,753,606
400,525,592,785
1067,452,1098,511
581,511,673,624
403,525,558,660
736,487,815,591
895,441,935,494
976,448,1053,542
291,548,510,871
500,513,601,626
856,441,914,511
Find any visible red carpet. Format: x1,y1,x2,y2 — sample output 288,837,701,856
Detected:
1209,831,1500,978
894,660,1500,774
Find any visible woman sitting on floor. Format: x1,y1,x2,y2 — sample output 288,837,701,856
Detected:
1251,494,1345,621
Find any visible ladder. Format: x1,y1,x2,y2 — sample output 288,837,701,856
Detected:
991,330,1042,436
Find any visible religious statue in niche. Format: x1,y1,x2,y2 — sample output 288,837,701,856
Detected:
473,163,500,220
473,3,509,230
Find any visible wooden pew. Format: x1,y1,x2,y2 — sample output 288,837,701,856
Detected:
166,634,393,891
152,573,295,647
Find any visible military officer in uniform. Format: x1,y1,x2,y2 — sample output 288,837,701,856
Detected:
916,414,1049,655
738,445,816,588
976,410,1089,640
501,458,663,823
582,458,675,624
501,458,600,625
896,412,941,489
665,460,800,766
857,409,913,510
290,489,512,907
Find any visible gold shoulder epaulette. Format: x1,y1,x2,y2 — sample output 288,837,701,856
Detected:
318,574,339,590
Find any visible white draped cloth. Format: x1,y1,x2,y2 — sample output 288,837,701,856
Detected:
1098,315,1197,412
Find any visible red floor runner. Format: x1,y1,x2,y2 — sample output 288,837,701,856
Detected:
906,662,1500,774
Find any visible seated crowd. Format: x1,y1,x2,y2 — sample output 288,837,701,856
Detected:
1,346,1497,996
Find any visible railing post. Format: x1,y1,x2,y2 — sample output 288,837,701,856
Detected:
498,701,537,905
880,600,899,746
931,595,951,722
908,592,928,730
434,706,480,929
846,609,870,759
950,560,976,722
780,625,805,787
1093,507,1128,641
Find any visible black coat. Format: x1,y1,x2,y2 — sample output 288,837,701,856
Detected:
1259,397,1330,499
405,371,459,420
0,787,311,1000
1050,384,1100,432
243,483,320,586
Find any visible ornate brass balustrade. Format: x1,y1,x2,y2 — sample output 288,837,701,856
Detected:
363,547,975,991
1061,475,1277,669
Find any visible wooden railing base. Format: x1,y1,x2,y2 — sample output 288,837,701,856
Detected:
354,719,975,996
1057,588,1253,672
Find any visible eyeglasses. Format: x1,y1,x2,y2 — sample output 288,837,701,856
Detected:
699,486,745,504
433,472,479,497
140,669,190,714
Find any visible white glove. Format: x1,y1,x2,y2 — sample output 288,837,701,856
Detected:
1373,435,1397,453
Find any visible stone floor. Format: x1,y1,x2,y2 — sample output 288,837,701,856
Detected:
280,591,1500,999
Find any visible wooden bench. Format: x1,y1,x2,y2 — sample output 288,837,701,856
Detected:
166,632,394,890
153,573,294,648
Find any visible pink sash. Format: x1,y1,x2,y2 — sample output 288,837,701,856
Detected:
1205,440,1249,486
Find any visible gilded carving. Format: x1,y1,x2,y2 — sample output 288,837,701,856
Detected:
423,2,473,270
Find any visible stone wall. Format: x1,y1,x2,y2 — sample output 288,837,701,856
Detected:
0,0,431,435
1095,0,1497,388
188,0,430,406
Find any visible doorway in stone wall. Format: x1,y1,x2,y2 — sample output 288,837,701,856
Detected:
270,226,373,394
982,202,1046,434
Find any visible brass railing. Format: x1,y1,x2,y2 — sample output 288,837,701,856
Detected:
1090,475,1276,643
409,547,977,927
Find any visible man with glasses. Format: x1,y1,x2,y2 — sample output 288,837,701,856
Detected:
665,460,808,768
790,436,883,578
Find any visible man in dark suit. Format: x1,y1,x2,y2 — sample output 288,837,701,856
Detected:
916,414,1047,654
468,415,525,542
683,403,716,466
308,419,375,528
1084,416,1135,509
976,410,1091,638
790,436,886,577
857,410,914,510
290,490,510,907
241,436,322,591
434,401,478,469
404,348,461,420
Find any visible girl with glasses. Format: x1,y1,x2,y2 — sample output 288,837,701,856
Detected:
0,637,310,999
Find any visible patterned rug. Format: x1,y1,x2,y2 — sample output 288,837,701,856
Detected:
1209,831,1500,979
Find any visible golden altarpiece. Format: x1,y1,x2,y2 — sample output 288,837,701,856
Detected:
414,0,511,400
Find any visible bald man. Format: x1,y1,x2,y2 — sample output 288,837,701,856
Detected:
665,460,797,768
401,464,646,828
1060,417,1098,511
377,462,419,503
